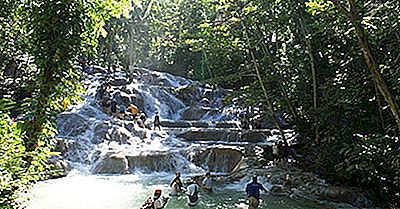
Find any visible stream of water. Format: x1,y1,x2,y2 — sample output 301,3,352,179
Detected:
27,172,337,209
25,68,352,209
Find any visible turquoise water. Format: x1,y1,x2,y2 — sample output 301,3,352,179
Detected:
26,173,346,209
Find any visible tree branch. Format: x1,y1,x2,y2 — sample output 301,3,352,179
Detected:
330,0,352,19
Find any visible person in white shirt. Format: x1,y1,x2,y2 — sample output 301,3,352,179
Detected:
186,178,199,207
201,172,213,192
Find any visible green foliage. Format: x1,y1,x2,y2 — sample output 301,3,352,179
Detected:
98,0,400,207
0,0,131,208
0,113,51,208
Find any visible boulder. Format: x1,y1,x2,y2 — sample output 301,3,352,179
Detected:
181,106,208,120
113,91,131,107
178,129,239,142
160,120,191,128
240,130,269,142
57,112,89,137
191,146,243,173
112,78,128,86
215,121,239,129
126,151,177,172
92,152,128,174
130,94,145,110
92,121,112,144
190,121,209,128
47,155,71,178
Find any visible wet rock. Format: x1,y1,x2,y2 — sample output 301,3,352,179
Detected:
47,155,71,178
190,121,209,128
130,94,145,110
112,78,128,86
126,152,178,172
160,120,191,128
240,130,269,142
215,121,239,129
92,152,128,174
53,138,68,155
92,121,112,144
76,104,106,119
178,129,239,142
57,112,89,136
190,146,243,173
110,127,131,144
318,187,372,208
181,106,208,120
113,91,131,107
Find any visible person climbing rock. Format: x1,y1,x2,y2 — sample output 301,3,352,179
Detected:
139,112,147,128
170,171,184,196
186,178,200,207
118,104,125,119
245,175,268,209
153,111,161,131
110,99,117,116
140,189,169,209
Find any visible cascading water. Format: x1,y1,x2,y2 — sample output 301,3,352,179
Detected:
26,67,349,209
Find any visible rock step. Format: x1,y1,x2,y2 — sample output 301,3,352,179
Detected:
172,129,293,143
160,119,239,129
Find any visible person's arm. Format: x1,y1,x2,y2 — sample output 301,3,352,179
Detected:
260,183,268,193
170,177,176,187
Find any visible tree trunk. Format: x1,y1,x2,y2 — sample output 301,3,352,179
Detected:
243,24,288,145
332,0,400,130
299,17,319,143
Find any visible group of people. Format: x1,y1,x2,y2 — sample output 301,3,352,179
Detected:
141,171,213,209
141,173,268,209
272,141,290,166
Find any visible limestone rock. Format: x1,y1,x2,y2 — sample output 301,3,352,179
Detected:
126,152,177,172
160,120,191,128
190,146,243,173
240,130,269,142
92,152,128,174
112,78,128,86
47,155,71,178
57,112,89,137
181,106,208,120
178,129,239,142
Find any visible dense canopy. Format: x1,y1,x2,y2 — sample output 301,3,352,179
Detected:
1,0,399,208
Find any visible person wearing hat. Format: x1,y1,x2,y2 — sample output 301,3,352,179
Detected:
141,189,169,209
245,175,268,209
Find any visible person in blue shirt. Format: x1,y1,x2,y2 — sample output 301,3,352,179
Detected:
245,175,268,209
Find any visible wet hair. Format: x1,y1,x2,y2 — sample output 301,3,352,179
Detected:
252,175,257,182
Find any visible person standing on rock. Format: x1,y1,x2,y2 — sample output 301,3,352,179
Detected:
170,171,184,196
272,142,279,165
245,175,268,209
110,99,117,116
153,111,161,131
